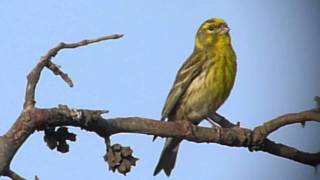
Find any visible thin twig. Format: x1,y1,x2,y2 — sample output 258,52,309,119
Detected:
46,61,73,87
23,34,123,109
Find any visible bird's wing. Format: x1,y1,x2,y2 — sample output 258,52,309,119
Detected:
161,52,205,121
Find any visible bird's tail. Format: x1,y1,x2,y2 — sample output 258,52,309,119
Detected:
153,137,182,176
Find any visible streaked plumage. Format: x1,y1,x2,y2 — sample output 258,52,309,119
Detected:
154,18,237,176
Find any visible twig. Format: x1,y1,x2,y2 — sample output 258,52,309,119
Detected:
23,34,123,109
46,61,73,87
252,110,320,143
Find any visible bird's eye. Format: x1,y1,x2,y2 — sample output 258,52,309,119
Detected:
207,26,215,32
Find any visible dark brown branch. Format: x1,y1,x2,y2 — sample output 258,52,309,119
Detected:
3,169,25,180
1,33,319,179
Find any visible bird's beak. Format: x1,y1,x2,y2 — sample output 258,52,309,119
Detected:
219,25,230,35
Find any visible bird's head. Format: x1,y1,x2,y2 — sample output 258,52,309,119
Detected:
195,18,231,50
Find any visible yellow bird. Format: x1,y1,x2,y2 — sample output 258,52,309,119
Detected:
154,18,237,176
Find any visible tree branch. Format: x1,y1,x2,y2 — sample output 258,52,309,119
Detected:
252,110,320,144
23,34,123,109
3,169,25,180
0,34,319,179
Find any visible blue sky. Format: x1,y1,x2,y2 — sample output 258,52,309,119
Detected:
0,0,319,180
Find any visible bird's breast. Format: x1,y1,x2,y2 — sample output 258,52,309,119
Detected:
181,48,236,122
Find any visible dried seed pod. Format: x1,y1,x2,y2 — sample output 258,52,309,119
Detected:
43,127,76,153
104,144,139,175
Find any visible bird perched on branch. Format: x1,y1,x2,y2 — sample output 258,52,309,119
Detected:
153,18,237,176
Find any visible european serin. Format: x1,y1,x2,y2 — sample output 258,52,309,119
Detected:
154,18,237,176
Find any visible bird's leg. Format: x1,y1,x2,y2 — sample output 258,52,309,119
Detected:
205,117,221,128
208,113,225,125
205,117,222,138
208,113,239,128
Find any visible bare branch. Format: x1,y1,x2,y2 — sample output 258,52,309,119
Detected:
23,34,123,109
46,61,73,87
252,110,320,143
1,34,123,179
31,106,320,167
3,169,25,180
3,104,320,178
262,139,320,167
